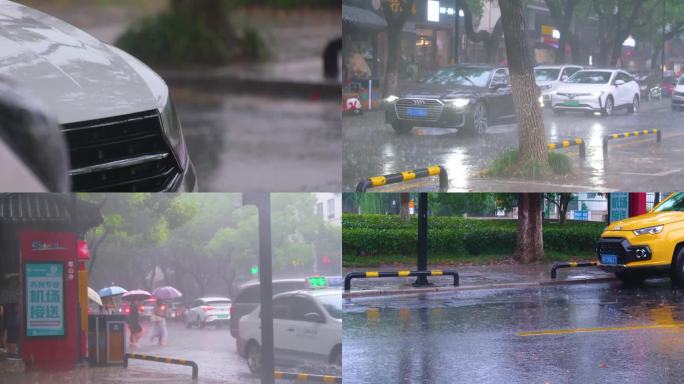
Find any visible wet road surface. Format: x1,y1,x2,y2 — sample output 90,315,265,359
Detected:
343,280,684,383
174,89,341,192
343,100,684,192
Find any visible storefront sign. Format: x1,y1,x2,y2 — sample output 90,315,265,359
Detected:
427,0,440,22
25,262,64,337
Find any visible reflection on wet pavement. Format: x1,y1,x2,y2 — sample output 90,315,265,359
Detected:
343,280,684,383
343,101,684,191
173,89,341,192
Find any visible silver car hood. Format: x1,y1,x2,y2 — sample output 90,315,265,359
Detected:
0,1,158,124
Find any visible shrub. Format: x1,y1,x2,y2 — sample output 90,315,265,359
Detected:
343,214,604,258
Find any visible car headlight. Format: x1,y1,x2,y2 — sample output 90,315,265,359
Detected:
539,84,552,90
444,98,470,108
159,95,188,169
590,91,604,97
385,95,399,103
633,225,663,236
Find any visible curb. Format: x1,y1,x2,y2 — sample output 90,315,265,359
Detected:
342,276,617,299
160,71,340,100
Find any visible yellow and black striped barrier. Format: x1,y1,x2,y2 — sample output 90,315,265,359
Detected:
603,129,661,156
275,371,342,383
547,138,586,160
124,353,198,379
551,261,598,279
355,165,448,192
344,270,459,291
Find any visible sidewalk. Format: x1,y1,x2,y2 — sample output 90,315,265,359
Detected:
343,261,615,298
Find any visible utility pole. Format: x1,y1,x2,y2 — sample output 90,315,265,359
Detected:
662,0,666,79
414,193,429,286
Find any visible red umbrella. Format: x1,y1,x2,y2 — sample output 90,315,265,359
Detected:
121,289,152,301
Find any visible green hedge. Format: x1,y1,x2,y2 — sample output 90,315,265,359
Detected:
343,214,604,257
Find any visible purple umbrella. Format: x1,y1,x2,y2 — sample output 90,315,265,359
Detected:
121,289,152,301
152,286,182,300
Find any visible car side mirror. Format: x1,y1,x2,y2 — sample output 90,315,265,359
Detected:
490,81,507,89
303,312,324,323
615,79,625,86
561,75,569,82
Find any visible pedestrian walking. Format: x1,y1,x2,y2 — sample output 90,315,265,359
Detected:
128,300,143,348
149,300,168,346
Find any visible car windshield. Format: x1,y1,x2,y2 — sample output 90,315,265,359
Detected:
316,293,342,319
678,77,684,85
534,68,560,82
423,67,492,87
654,193,684,212
566,71,612,84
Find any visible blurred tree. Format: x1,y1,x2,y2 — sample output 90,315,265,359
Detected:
544,0,583,64
592,0,647,66
499,0,550,176
399,193,410,222
457,0,502,63
169,0,237,44
430,193,497,217
380,0,415,98
544,193,574,224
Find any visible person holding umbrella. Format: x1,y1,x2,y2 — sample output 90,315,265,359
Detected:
150,286,182,346
122,290,151,348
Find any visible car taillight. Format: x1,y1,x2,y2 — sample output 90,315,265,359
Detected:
125,308,130,314
161,305,166,310
202,306,214,312
230,306,235,315
140,306,144,312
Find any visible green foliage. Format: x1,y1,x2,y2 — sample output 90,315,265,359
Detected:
233,0,339,8
343,214,604,259
485,149,572,179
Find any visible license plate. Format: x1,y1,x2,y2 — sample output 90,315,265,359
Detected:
406,107,428,117
601,254,617,265
563,101,580,106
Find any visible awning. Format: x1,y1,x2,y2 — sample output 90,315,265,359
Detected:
0,193,103,232
343,4,387,30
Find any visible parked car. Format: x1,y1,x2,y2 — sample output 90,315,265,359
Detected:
140,298,156,320
660,75,677,97
597,193,684,286
237,289,342,373
0,1,197,192
230,278,312,339
384,64,516,135
533,64,583,106
166,302,186,321
551,69,640,116
671,77,684,110
185,297,232,329
631,71,661,100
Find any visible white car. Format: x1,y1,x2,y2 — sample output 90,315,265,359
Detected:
551,69,640,116
237,289,342,373
671,76,684,110
184,297,232,329
0,1,197,192
534,64,583,106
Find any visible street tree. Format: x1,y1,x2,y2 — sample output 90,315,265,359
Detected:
430,193,497,217
544,0,584,64
456,0,502,63
498,0,550,176
544,193,574,224
515,193,545,263
380,0,416,97
399,193,411,222
592,0,649,66
632,0,684,70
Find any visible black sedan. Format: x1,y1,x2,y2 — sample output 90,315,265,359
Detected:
384,64,516,135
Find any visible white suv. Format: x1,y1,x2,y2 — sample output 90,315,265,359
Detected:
184,297,232,329
534,64,583,106
551,69,640,116
237,289,342,373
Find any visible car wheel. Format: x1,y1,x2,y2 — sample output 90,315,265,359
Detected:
246,341,262,373
615,270,646,286
391,122,412,134
465,102,487,136
601,96,613,117
199,319,206,329
670,246,684,288
627,95,639,113
185,319,192,329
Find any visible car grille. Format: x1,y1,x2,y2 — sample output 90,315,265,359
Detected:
597,238,628,263
395,98,443,121
62,111,181,192
556,92,591,98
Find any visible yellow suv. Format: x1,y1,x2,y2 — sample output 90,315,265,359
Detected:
598,193,684,285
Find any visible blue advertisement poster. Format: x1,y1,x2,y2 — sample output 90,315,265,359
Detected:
610,193,630,223
25,263,65,337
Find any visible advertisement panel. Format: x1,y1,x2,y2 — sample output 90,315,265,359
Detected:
25,262,65,337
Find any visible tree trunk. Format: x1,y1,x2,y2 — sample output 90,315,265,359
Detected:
515,193,544,263
484,20,503,64
558,193,571,224
498,0,549,174
399,193,410,222
381,0,414,98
